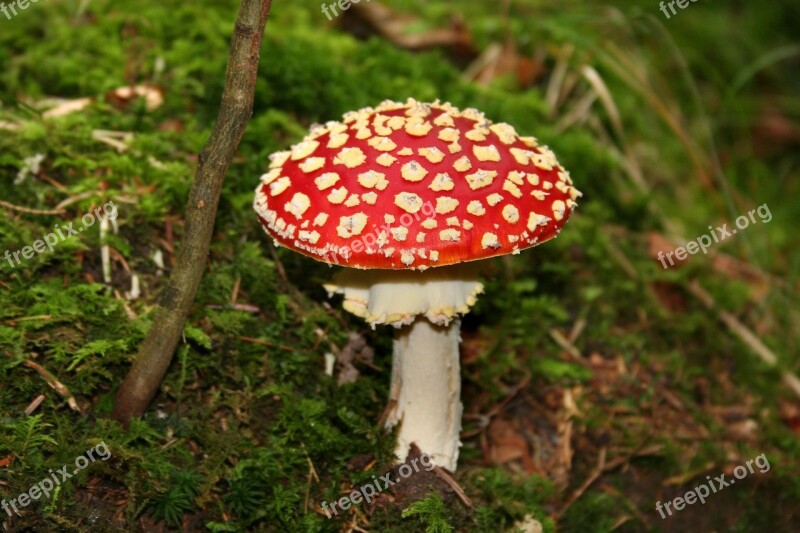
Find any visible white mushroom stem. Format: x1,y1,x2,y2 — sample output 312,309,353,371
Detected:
388,317,462,471
324,263,483,471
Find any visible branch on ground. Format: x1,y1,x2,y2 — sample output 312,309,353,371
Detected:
112,0,274,425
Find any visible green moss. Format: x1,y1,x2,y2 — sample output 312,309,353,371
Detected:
0,0,798,530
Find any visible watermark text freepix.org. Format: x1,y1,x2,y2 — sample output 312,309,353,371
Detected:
655,452,770,519
659,0,710,20
657,203,771,269
4,201,118,269
321,0,369,21
0,0,42,22
321,453,434,518
2,441,111,518
321,199,436,267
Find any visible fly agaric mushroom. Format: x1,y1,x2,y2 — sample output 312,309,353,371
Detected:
253,99,581,471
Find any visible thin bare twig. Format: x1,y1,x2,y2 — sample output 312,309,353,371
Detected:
24,394,46,415
238,336,296,353
432,466,475,510
113,0,274,424
687,280,800,399
23,361,81,412
0,199,65,216
557,447,607,518
304,453,320,514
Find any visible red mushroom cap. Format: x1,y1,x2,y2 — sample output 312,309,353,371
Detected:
254,99,581,270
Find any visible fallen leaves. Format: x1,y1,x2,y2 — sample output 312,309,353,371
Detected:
106,84,164,111
777,400,800,435
486,417,535,471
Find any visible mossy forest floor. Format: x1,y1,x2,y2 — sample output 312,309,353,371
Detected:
1,0,799,531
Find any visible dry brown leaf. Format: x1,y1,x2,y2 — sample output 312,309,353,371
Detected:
487,417,535,473
778,400,800,434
